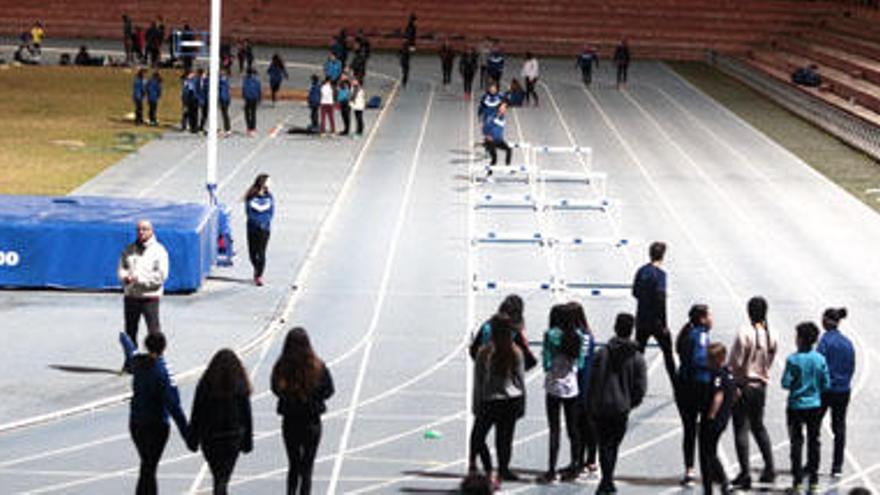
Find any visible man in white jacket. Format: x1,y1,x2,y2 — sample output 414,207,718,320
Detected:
118,220,169,348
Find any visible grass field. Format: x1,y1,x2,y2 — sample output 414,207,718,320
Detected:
0,65,182,195
670,61,880,213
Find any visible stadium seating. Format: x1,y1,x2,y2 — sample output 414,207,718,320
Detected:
0,0,838,60
741,6,880,126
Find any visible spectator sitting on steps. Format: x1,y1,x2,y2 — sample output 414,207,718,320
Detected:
792,64,822,88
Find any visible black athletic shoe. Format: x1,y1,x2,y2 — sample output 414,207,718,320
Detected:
731,473,751,490
499,470,520,482
680,473,696,487
537,471,557,484
759,470,776,484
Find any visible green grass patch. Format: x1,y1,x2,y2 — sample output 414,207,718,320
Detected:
669,61,880,213
0,65,182,195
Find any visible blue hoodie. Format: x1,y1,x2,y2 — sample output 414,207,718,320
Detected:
120,332,188,435
146,78,162,103
133,76,145,101
324,59,342,82
487,52,505,74
817,328,855,393
197,76,208,105
218,75,230,104
478,92,503,123
782,350,830,409
308,81,321,108
678,325,711,384
246,193,274,231
268,63,287,86
243,75,262,102
483,113,506,142
337,85,350,104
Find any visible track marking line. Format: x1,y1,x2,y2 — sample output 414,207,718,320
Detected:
326,85,436,495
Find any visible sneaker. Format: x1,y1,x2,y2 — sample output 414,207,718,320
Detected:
498,470,520,482
730,473,751,490
537,471,557,484
808,482,820,494
680,473,696,487
831,470,842,480
585,464,599,479
789,483,803,494
560,466,580,482
254,276,264,286
759,470,776,484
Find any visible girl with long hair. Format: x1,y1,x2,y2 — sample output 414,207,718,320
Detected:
539,304,584,483
271,328,334,495
569,302,598,477
675,303,713,486
187,349,253,494
469,313,526,487
244,174,274,286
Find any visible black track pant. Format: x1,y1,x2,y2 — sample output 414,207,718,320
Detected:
469,398,520,474
581,66,593,85
788,407,822,486
124,297,160,347
546,394,581,473
595,414,628,493
485,139,512,166
283,418,321,495
617,64,629,85
200,103,208,131
203,439,241,495
130,421,170,495
821,391,850,474
220,101,231,132
676,380,709,470
247,225,270,278
148,100,158,125
636,322,677,387
134,99,144,124
244,100,258,131
733,384,774,478
442,61,453,84
575,403,598,467
355,110,364,135
700,419,728,494
339,103,351,135
309,105,319,130
463,72,475,95
525,77,538,105
187,100,199,133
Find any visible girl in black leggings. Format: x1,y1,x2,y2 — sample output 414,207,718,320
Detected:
245,174,275,286
539,304,584,483
187,350,253,494
272,328,335,495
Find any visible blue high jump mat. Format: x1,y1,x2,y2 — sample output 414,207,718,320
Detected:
0,195,219,293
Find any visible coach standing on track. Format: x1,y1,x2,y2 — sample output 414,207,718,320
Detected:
118,220,169,350
632,242,677,386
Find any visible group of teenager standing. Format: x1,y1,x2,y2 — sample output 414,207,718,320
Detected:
464,241,858,495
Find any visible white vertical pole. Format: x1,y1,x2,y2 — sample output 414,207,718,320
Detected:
206,0,221,202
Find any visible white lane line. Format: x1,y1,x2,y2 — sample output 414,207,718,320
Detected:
0,433,129,469
624,83,876,491
326,86,437,495
216,115,289,192
465,90,477,464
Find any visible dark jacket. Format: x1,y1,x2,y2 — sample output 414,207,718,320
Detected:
187,378,253,453
614,45,631,66
632,263,667,331
274,363,335,422
589,337,647,418
120,332,188,436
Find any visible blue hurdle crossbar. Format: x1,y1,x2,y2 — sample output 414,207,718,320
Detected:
473,231,544,245
549,199,609,211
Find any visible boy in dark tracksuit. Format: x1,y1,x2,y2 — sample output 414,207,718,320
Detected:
577,46,599,86
242,70,262,136
181,72,199,133
700,343,735,495
613,39,631,88
399,43,411,88
487,49,505,85
308,75,321,132
589,313,647,495
817,308,854,479
218,71,231,134
483,102,512,167
460,48,478,99
439,42,455,85
197,70,209,132
146,72,162,126
133,69,146,125
632,242,676,385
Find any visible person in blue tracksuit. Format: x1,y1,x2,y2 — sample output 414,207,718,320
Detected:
267,54,289,105
817,308,855,479
700,343,736,495
483,102,512,168
336,79,352,136
577,45,599,86
197,69,209,132
219,69,231,135
308,74,321,132
323,53,342,84
181,70,199,133
244,173,274,285
486,48,505,85
146,71,162,126
478,83,503,126
242,69,262,136
675,304,713,487
571,302,598,477
783,322,830,493
632,241,676,386
133,69,146,125
120,331,189,495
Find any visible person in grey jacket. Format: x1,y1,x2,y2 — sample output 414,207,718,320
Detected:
118,220,169,348
589,313,647,495
469,313,526,486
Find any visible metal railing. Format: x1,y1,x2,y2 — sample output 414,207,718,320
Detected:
709,51,880,161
